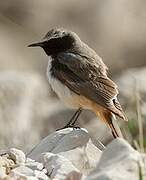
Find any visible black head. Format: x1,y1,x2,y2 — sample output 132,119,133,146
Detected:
28,28,79,56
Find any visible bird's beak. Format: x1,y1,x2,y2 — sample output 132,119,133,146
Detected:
28,41,44,47
28,37,49,47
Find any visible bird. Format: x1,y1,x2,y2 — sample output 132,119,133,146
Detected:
28,28,127,138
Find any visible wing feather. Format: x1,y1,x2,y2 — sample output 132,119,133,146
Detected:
55,52,125,119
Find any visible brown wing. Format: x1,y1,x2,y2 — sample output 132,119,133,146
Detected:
55,52,126,120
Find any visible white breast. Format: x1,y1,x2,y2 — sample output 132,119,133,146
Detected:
46,57,94,110
46,57,73,103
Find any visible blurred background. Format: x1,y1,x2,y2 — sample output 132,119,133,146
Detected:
0,0,146,152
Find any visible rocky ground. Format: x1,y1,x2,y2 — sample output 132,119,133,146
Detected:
0,128,145,180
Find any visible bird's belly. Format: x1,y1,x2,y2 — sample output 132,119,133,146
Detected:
47,74,78,108
47,74,102,111
46,59,103,110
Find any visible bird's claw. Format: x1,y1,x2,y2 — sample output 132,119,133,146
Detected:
56,125,80,131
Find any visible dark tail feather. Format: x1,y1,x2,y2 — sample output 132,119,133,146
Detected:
96,110,123,138
108,116,123,138
108,120,122,138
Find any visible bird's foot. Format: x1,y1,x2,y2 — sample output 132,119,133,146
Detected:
73,126,81,130
56,125,80,131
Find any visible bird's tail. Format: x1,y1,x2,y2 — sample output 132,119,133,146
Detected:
107,116,123,138
97,110,123,138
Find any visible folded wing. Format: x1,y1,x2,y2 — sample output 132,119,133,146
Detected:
54,52,126,120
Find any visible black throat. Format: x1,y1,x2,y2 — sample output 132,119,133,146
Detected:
42,35,74,56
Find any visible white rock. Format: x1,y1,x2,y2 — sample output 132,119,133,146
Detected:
51,128,90,153
28,128,90,160
0,154,15,174
1,129,145,180
8,162,50,180
42,152,82,180
9,148,26,165
25,161,44,171
0,167,7,179
11,166,34,176
59,139,101,175
8,166,38,180
34,170,49,180
86,138,146,180
28,128,101,174
42,168,48,174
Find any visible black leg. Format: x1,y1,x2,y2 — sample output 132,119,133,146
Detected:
70,108,82,126
56,108,82,131
63,108,82,128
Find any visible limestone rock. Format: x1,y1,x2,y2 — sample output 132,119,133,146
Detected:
34,170,48,180
9,148,26,165
42,152,82,180
28,128,102,174
10,166,34,177
86,138,146,180
0,128,146,180
25,161,44,171
0,150,49,179
0,154,15,174
28,128,90,159
0,167,7,179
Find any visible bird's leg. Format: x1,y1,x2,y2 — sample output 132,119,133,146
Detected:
70,108,82,126
63,108,82,128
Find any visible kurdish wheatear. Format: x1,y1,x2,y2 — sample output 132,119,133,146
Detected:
28,28,127,138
